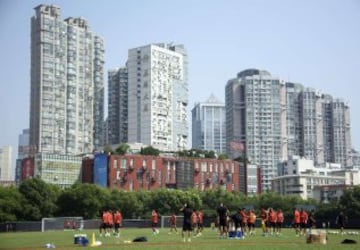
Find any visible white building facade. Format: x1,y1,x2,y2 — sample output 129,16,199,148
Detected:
29,5,104,155
226,69,353,192
273,156,359,200
0,146,13,181
127,43,188,152
225,69,287,191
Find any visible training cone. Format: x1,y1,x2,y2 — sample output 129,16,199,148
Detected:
90,232,102,247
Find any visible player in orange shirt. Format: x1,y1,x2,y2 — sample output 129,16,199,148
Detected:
268,208,277,235
293,207,300,236
107,210,114,237
247,209,256,235
276,209,284,235
191,210,199,234
152,209,159,234
99,210,107,237
196,209,204,236
168,212,178,235
239,208,248,237
114,210,122,237
299,208,308,236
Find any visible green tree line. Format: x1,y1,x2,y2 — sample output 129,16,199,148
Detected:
1,178,359,222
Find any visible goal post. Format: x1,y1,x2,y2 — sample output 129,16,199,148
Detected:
41,217,84,232
160,215,183,228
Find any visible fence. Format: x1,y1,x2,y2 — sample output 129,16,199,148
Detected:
1,217,360,233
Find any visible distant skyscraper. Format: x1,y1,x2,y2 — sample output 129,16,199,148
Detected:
0,146,13,181
29,5,104,155
18,128,30,160
192,94,226,154
225,69,287,191
286,84,352,168
126,43,188,151
226,69,353,191
323,98,352,167
108,67,128,145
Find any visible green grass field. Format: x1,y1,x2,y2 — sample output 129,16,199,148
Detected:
0,228,359,250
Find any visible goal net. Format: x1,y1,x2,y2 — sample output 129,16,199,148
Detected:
160,215,184,228
41,217,84,232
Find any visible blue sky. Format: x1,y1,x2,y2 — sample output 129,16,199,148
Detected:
0,0,359,169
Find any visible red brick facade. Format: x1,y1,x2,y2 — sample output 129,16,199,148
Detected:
83,154,241,192
192,158,239,191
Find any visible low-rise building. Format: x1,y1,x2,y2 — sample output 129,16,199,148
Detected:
82,154,241,192
272,155,360,200
21,153,82,188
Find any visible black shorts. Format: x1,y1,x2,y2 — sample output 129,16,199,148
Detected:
198,223,203,228
152,222,158,228
219,217,227,227
183,221,192,231
294,223,300,228
300,222,307,228
115,223,121,230
277,222,282,228
270,222,276,228
240,221,247,227
101,223,106,229
248,222,255,228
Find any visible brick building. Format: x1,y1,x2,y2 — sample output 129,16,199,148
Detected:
83,154,240,192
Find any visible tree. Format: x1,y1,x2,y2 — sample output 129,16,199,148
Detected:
0,186,24,222
204,150,216,159
218,154,228,160
140,146,160,156
338,186,360,218
18,178,60,221
56,183,110,219
103,145,113,154
105,190,145,219
115,143,130,155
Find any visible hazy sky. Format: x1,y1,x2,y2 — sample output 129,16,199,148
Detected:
0,0,359,167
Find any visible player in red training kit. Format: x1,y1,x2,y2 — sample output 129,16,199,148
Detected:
168,212,178,235
293,208,300,236
152,209,159,234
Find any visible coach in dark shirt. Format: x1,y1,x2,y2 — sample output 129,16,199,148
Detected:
217,203,228,238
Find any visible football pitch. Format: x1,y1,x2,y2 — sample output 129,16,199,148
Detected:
0,228,359,250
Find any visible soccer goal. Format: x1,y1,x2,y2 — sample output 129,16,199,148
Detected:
160,215,184,228
41,217,84,232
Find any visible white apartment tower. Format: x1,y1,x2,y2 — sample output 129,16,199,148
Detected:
286,85,352,168
127,43,188,151
108,67,128,145
324,98,352,167
30,5,104,155
0,146,13,181
225,69,287,191
192,94,226,154
226,69,352,191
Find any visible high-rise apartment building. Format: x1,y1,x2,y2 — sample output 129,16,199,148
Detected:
226,69,352,191
0,146,13,181
225,69,287,191
192,94,226,154
29,5,104,155
286,84,352,168
323,98,352,167
108,67,128,145
126,43,188,152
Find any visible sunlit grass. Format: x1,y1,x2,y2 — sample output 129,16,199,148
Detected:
0,228,359,250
